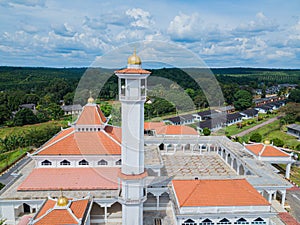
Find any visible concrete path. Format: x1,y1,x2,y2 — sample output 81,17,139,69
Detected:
0,156,31,185
235,116,280,137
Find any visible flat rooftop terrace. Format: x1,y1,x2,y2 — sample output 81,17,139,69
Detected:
161,152,237,179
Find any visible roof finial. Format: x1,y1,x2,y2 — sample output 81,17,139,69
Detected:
87,91,95,104
57,188,69,207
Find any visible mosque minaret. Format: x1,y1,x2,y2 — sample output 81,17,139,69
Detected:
115,51,151,225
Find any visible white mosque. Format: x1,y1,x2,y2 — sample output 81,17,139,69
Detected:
0,52,296,225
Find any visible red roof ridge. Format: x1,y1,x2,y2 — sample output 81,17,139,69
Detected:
75,104,107,126
95,105,107,124
101,129,121,147
259,144,267,156
34,128,75,155
66,207,80,223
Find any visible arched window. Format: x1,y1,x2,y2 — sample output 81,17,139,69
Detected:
218,218,231,224
98,159,108,165
200,218,214,225
60,160,70,166
182,219,197,225
116,159,122,165
41,160,52,166
252,218,266,224
79,159,89,165
234,218,249,224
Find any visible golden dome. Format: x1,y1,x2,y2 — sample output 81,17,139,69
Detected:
127,50,141,65
57,195,69,207
264,140,270,145
87,97,95,104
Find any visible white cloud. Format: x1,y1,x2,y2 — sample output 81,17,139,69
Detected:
168,12,202,41
267,50,295,59
52,23,76,37
126,8,154,29
233,12,279,35
2,0,46,7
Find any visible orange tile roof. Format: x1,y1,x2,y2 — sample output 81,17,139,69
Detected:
42,127,74,148
35,209,78,225
105,125,122,144
18,167,119,191
34,198,89,225
155,125,198,135
76,105,107,125
172,179,270,207
115,68,151,74
37,130,120,155
246,144,289,157
36,199,56,219
70,199,89,219
144,122,165,130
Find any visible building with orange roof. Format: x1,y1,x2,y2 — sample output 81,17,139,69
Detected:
0,52,296,225
244,142,294,179
28,194,92,225
172,179,274,225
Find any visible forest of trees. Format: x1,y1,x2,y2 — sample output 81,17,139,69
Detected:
0,66,299,127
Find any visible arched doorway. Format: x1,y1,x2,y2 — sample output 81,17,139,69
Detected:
239,165,245,175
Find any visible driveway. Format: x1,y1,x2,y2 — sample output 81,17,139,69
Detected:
235,116,280,137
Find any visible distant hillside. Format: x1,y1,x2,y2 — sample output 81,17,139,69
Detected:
0,66,299,94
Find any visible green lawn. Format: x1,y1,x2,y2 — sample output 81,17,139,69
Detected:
214,113,278,136
0,148,31,173
0,119,68,139
242,120,299,149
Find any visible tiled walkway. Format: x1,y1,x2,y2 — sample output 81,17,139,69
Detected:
161,152,237,178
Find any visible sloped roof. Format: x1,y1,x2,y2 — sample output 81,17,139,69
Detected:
115,68,151,74
18,167,119,191
76,104,107,125
144,122,165,130
104,125,122,144
240,108,259,117
172,179,270,207
245,143,290,157
33,198,89,225
155,125,198,135
36,130,120,155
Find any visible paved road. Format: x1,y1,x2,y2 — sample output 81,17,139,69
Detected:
235,116,280,137
286,189,300,222
0,156,31,185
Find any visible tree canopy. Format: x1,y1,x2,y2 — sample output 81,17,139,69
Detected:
233,90,253,111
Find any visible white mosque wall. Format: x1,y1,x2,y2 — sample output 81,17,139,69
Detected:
33,155,121,168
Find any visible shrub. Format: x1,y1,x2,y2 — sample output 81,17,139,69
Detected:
271,138,284,147
250,132,262,142
203,127,211,136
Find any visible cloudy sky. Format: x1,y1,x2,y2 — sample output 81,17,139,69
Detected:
0,0,300,68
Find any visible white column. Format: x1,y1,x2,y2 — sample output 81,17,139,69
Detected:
104,205,108,223
273,191,277,200
268,191,272,203
285,163,291,179
156,195,160,210
164,144,168,152
191,144,195,153
207,144,211,152
281,190,286,207
199,144,203,154
182,144,186,153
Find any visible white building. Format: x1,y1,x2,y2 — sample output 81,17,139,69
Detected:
0,52,295,225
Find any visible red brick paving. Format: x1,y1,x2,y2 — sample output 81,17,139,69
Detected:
278,212,300,225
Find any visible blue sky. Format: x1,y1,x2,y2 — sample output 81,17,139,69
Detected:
0,0,300,68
